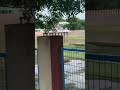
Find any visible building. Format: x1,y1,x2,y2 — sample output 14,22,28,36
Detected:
86,9,120,90
0,7,34,25
0,7,35,90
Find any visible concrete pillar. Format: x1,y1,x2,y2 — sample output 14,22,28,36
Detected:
5,24,35,90
38,36,63,90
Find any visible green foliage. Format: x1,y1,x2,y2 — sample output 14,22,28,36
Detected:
0,0,85,14
64,17,85,30
35,0,85,31
35,13,62,32
0,0,85,31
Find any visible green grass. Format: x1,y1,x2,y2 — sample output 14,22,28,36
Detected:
68,36,85,40
65,36,85,45
64,51,85,62
64,44,85,49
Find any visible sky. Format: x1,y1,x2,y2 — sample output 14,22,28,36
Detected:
76,11,85,20
63,11,85,20
39,8,85,20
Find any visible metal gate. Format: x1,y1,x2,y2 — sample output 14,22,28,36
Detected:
0,53,6,90
61,48,85,90
86,54,120,90
35,49,40,90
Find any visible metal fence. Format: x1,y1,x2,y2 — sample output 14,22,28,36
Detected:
86,54,120,90
61,48,85,90
35,49,40,90
0,53,6,90
43,32,68,42
0,49,40,90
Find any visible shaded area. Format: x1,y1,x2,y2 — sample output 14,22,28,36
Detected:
86,54,120,90
86,0,120,10
0,57,6,90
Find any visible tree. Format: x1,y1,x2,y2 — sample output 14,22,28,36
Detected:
64,17,85,30
35,0,85,32
0,0,85,31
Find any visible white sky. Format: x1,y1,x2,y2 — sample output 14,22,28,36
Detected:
63,11,85,20
76,11,85,20
37,8,85,20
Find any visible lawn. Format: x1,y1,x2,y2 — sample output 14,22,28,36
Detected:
64,44,85,49
64,30,85,49
67,36,85,44
63,30,85,61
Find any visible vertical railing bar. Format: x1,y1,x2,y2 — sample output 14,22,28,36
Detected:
37,49,40,90
61,48,66,90
117,57,119,90
93,59,94,90
111,59,112,90
104,56,106,90
99,59,100,90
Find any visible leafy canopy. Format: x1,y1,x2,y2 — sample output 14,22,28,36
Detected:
64,17,85,30
0,0,85,31
0,0,85,16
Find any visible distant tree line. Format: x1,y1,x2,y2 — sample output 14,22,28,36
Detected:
63,17,85,30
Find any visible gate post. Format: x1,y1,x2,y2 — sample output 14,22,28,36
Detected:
61,48,66,90
38,36,63,90
0,25,6,90
5,24,35,90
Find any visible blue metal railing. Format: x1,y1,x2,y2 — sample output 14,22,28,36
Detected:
86,53,120,62
61,48,85,90
62,48,85,52
35,47,120,90
61,48,66,90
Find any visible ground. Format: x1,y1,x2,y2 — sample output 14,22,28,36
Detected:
64,30,85,49
63,30,85,61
